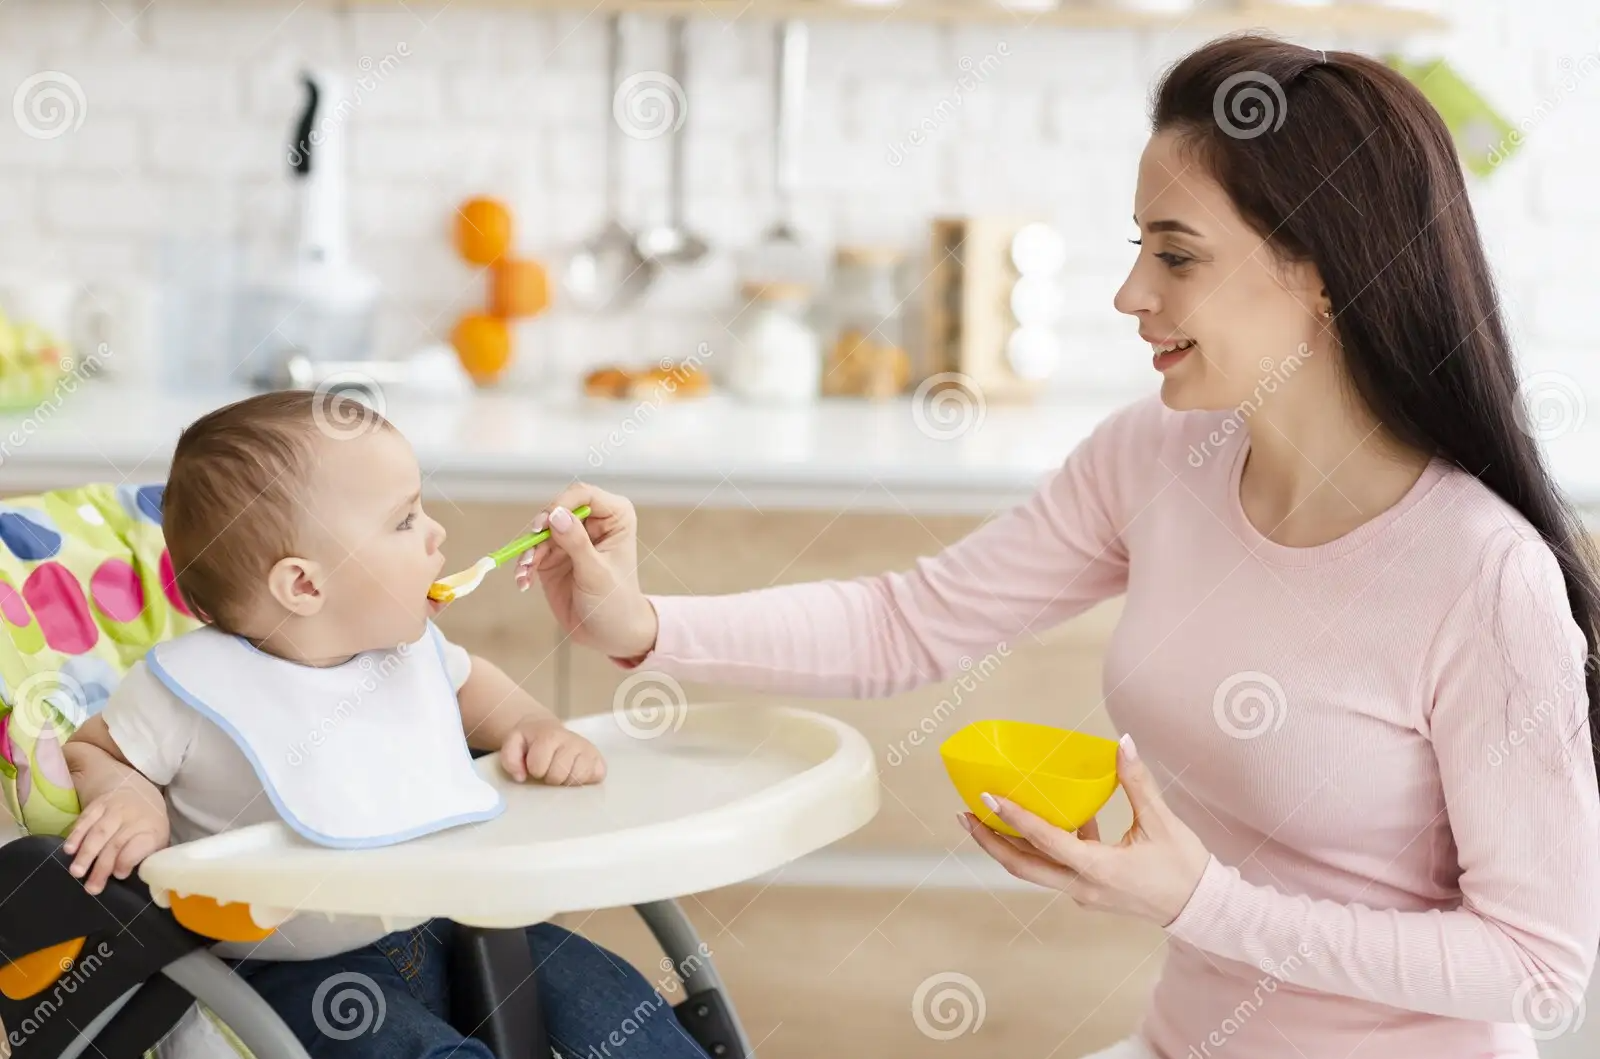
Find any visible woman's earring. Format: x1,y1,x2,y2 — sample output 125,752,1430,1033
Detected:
1320,308,1333,320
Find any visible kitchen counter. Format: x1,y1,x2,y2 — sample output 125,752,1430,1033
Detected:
5,383,1600,520
0,384,1114,514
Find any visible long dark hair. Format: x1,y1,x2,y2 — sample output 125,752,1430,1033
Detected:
1153,35,1600,779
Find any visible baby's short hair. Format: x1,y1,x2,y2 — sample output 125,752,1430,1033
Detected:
163,390,392,632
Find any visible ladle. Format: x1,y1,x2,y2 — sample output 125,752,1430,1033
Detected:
635,17,709,268
563,14,655,311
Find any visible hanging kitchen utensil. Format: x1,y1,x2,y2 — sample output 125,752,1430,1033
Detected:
635,17,708,268
743,20,813,288
563,13,656,312
770,21,806,245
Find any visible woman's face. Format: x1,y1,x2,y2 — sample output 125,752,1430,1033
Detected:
1115,129,1328,411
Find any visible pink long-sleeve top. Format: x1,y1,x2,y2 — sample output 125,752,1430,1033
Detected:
626,396,1600,1058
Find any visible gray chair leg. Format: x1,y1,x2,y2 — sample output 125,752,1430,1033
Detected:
161,951,312,1059
56,984,139,1059
633,900,754,1059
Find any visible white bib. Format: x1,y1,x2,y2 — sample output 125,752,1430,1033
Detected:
146,623,504,849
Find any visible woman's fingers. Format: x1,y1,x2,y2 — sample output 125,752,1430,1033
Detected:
520,543,573,602
543,505,610,580
983,794,1102,877
1115,736,1170,832
530,545,572,586
963,814,1079,890
536,484,634,541
516,542,552,588
1078,816,1101,842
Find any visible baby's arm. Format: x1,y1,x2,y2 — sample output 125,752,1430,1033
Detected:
63,716,171,895
457,654,606,786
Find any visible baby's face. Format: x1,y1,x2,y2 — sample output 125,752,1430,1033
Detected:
299,427,448,650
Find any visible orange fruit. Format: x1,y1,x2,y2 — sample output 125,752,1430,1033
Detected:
489,257,549,319
455,197,513,266
451,313,513,384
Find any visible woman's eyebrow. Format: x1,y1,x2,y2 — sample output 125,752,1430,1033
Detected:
1135,215,1204,237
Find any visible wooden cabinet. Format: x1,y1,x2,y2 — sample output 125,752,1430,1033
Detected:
432,502,1129,854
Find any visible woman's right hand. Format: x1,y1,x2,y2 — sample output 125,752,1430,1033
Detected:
515,484,660,661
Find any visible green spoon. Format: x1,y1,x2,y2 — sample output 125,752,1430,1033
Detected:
428,505,591,602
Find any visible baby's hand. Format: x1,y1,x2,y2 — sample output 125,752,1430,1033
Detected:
499,718,607,786
63,786,171,896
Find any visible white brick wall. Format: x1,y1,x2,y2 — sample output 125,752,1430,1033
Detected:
0,0,1594,397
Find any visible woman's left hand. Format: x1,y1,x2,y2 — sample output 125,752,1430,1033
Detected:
961,735,1212,926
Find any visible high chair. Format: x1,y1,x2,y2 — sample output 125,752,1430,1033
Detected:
0,484,881,1059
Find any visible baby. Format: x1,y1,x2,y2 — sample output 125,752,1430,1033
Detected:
61,391,707,1059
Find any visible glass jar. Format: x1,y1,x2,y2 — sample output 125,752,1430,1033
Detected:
726,282,822,405
824,247,911,400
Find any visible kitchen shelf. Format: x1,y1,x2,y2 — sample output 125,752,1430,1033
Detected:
351,0,1445,33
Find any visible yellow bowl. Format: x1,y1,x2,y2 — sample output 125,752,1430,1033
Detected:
940,720,1120,838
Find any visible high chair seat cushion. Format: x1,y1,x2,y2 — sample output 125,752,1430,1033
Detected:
0,484,239,1058
0,484,199,835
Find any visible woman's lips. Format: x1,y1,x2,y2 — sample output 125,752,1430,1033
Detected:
1153,344,1195,372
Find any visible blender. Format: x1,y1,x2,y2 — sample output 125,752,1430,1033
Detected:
242,68,381,389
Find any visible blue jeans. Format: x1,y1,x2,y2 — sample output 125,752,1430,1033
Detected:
233,920,711,1059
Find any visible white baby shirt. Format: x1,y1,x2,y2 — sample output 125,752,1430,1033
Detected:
103,629,476,963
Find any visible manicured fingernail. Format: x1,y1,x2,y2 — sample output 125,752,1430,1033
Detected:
1120,734,1138,760
550,507,573,531
980,792,1000,812
532,512,548,531
957,812,972,832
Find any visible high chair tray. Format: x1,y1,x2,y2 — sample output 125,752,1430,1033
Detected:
139,703,879,928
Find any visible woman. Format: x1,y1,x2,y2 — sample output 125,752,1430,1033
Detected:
517,35,1600,1059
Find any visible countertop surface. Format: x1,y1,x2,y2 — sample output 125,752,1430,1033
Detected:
4,383,1600,519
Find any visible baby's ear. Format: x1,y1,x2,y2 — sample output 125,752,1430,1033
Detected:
266,556,325,616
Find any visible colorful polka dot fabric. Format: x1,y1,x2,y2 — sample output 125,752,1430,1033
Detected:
0,484,199,837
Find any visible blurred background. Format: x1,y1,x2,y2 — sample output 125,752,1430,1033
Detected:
0,0,1593,400
2,0,1600,1056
